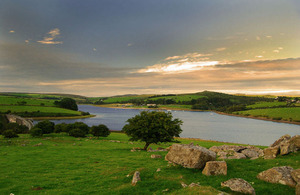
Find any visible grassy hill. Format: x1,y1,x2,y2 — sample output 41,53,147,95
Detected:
0,133,298,194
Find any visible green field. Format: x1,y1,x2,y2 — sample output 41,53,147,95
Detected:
247,101,288,109
0,96,56,106
148,94,205,103
237,107,300,121
0,105,82,117
0,133,298,194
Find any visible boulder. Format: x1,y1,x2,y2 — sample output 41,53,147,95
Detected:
270,134,291,147
131,171,141,186
241,149,260,158
151,154,162,159
291,169,300,184
202,161,227,176
221,178,255,195
257,166,296,187
165,144,216,169
296,184,300,195
280,142,296,155
288,135,300,151
227,152,247,159
209,145,247,153
263,146,279,159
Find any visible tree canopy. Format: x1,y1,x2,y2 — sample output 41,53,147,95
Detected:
55,98,78,111
122,111,183,150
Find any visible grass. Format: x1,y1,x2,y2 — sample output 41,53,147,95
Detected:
237,107,300,121
0,133,298,194
0,96,56,106
247,101,288,109
0,105,82,116
148,94,206,103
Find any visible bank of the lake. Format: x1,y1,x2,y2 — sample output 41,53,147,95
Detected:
29,114,96,120
96,104,300,126
37,105,300,146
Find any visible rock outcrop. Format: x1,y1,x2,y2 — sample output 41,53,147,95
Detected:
291,169,300,184
221,178,255,195
165,143,216,169
257,166,296,187
210,145,263,160
265,134,300,157
151,154,162,159
263,146,279,159
202,161,227,176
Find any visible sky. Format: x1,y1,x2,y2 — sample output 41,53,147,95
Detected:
0,0,300,97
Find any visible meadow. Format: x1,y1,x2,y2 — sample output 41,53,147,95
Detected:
0,96,56,106
0,133,299,195
237,107,300,122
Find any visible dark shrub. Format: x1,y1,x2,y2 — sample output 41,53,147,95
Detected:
90,124,110,137
74,122,90,134
34,120,55,134
69,128,86,138
2,129,19,138
6,123,29,134
29,128,43,137
55,98,78,111
54,123,68,133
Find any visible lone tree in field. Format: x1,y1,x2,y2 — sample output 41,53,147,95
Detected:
122,111,183,150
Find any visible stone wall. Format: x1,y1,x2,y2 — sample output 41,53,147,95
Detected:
6,114,34,130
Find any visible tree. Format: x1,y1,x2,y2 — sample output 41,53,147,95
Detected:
69,128,86,137
90,124,110,137
29,128,43,137
122,111,183,150
55,98,78,111
34,120,55,134
2,129,19,138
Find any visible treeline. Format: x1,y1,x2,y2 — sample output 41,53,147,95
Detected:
0,115,109,139
93,91,272,113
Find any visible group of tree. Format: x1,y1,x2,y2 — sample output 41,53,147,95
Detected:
54,98,78,111
30,120,110,138
1,111,183,151
0,114,29,138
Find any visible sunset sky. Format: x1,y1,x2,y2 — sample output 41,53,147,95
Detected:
1,0,300,97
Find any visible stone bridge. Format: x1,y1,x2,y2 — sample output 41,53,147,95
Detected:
6,114,34,130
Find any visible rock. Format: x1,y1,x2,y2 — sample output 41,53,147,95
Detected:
181,182,188,188
131,171,141,186
221,178,255,195
165,144,216,169
33,143,43,147
202,161,227,176
296,184,300,195
270,134,291,147
263,146,279,159
151,154,162,159
241,149,259,158
189,182,201,187
131,149,136,152
227,152,247,159
288,135,300,151
209,145,247,153
280,142,296,155
291,169,300,184
257,166,296,187
156,168,161,172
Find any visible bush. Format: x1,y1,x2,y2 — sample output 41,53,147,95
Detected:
90,124,110,137
69,128,86,138
55,98,78,111
34,120,55,134
54,123,68,133
2,129,19,138
5,123,29,134
74,122,90,134
29,128,43,137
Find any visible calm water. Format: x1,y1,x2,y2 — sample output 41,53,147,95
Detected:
35,105,299,146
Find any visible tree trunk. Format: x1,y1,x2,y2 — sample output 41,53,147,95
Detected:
143,142,150,150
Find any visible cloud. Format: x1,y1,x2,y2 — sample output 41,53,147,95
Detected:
9,30,15,33
164,52,212,61
37,28,63,44
256,36,261,40
273,50,279,53
215,47,226,52
137,61,219,74
255,55,263,58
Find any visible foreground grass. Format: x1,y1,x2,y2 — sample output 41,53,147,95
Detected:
0,133,299,194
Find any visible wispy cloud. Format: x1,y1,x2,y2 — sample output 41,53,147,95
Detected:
215,47,226,52
37,28,63,44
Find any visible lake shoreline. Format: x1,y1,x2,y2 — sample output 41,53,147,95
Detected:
95,104,300,126
27,114,96,120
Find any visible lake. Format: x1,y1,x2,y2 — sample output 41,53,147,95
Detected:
35,105,299,146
